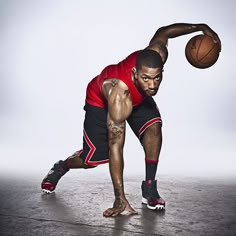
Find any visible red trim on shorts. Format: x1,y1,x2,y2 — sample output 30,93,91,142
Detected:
83,130,109,166
77,149,83,155
145,159,159,164
139,117,162,138
88,159,109,166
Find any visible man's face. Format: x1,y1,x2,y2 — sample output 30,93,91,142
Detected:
134,65,163,96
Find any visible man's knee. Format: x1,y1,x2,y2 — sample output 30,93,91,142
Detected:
142,122,162,158
83,164,97,169
144,122,162,137
79,159,97,169
67,151,97,169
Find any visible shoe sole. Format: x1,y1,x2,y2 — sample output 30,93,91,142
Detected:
42,189,54,194
142,197,165,210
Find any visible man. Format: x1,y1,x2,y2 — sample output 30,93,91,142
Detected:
41,23,221,217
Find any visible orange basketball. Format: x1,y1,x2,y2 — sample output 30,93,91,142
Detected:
185,34,220,69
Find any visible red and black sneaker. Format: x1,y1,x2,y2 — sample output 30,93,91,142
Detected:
41,160,69,194
141,180,165,210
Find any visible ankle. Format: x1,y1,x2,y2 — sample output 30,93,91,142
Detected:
62,159,70,172
145,158,158,181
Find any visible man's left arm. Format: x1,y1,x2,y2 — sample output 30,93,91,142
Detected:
147,23,221,63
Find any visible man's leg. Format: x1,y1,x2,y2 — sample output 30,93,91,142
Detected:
142,122,162,181
141,122,165,210
41,103,108,194
127,97,165,210
41,151,95,194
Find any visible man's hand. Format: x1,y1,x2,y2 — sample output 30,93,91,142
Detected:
103,197,138,217
200,24,222,51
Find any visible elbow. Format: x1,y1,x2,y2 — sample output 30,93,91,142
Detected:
149,28,168,46
156,26,169,36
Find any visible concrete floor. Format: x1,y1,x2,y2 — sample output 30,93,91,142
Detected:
0,171,236,236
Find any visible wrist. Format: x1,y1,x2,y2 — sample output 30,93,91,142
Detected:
196,23,207,32
114,186,125,198
115,195,127,203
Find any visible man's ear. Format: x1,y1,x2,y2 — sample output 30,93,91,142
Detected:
132,67,137,78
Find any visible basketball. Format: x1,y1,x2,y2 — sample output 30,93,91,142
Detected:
185,34,220,69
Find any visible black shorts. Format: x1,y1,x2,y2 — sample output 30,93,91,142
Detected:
80,97,162,166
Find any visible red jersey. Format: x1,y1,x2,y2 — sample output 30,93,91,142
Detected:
86,51,146,108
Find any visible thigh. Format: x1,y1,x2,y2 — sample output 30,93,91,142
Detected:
80,103,109,166
127,97,162,143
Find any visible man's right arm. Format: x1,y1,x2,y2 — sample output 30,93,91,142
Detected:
102,79,137,217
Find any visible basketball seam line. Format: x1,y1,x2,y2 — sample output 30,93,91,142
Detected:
196,36,204,61
199,44,217,63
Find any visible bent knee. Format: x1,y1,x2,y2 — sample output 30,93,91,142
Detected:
144,122,162,137
83,164,97,169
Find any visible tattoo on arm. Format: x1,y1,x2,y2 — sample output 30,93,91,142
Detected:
111,79,118,87
114,187,123,198
113,188,126,208
108,121,125,145
124,90,130,97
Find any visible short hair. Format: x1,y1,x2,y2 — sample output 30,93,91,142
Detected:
136,49,163,71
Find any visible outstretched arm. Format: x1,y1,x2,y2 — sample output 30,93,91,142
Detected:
147,23,221,63
102,79,137,217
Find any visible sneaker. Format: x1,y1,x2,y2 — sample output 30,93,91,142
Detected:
41,160,69,194
141,180,165,210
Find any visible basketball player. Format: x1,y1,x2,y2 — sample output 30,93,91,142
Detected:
41,23,221,217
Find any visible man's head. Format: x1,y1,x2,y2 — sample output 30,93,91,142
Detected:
134,49,164,97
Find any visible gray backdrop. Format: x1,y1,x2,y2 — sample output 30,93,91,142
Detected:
1,0,235,179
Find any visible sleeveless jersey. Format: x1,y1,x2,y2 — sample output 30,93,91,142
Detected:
85,51,146,108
